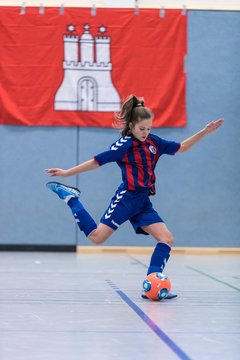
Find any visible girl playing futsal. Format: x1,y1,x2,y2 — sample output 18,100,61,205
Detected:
45,95,223,298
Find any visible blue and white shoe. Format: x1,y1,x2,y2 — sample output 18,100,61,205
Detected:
46,182,81,202
141,290,177,300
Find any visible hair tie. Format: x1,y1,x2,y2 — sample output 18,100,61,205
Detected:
137,103,143,107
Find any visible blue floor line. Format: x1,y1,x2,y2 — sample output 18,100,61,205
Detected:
106,280,192,360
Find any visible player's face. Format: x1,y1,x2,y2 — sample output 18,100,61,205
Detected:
130,118,152,142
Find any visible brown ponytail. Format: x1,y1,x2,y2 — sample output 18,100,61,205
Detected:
114,95,153,136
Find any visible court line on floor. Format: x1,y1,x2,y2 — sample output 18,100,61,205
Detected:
186,266,240,292
106,279,192,360
128,255,148,268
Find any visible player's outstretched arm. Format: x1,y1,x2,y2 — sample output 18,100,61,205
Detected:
45,158,100,177
178,118,224,153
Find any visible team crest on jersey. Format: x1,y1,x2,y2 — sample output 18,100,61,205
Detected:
149,145,157,154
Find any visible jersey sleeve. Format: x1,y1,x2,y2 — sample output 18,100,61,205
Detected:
158,138,181,155
94,136,131,166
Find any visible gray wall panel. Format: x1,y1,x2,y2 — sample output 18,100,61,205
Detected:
0,126,77,245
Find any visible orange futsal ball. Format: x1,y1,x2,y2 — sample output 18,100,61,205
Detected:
142,272,171,300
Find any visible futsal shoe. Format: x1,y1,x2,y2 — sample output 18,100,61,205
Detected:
141,290,177,300
46,182,81,201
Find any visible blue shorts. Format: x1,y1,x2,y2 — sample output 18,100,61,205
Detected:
100,187,164,235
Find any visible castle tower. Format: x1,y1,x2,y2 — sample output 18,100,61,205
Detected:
95,25,110,65
63,34,78,63
80,24,94,64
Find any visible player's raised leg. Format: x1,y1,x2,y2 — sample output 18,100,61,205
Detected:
46,182,97,237
46,182,116,244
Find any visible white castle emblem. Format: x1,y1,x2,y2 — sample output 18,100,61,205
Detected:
54,24,120,112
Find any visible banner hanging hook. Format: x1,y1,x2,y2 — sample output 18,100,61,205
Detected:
59,4,64,15
91,4,97,16
134,0,139,15
182,5,187,15
160,6,165,18
39,3,44,15
20,2,26,15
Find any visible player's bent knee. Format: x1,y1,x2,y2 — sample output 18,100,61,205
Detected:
88,232,106,244
91,238,106,245
157,232,174,247
167,233,174,247
88,225,114,244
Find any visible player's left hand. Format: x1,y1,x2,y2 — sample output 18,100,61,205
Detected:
204,118,224,134
45,168,68,177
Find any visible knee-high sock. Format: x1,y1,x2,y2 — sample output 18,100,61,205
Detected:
147,242,171,275
67,198,97,237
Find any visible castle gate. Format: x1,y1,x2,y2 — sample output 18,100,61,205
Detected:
77,77,97,111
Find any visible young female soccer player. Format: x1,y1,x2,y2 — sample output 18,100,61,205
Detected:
45,95,223,299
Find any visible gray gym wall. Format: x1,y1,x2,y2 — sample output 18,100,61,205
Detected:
0,10,239,248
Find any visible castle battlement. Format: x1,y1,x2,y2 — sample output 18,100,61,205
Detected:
63,61,112,70
63,35,79,41
63,60,79,67
95,36,110,41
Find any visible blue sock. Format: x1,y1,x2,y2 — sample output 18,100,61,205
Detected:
147,242,171,275
67,198,97,237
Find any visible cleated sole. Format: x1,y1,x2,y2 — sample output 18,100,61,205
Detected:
46,181,81,195
141,292,178,300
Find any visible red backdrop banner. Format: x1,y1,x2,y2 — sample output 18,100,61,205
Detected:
0,7,187,127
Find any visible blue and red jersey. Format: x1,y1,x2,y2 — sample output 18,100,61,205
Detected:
94,133,180,195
